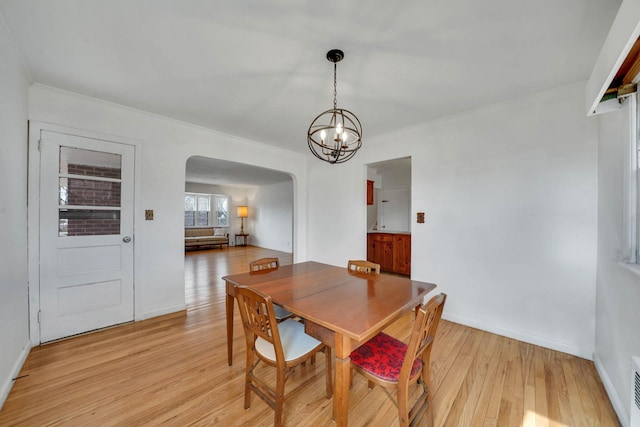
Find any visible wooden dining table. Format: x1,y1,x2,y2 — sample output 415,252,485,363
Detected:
222,261,436,427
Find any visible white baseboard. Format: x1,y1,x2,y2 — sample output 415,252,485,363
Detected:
0,339,31,410
443,313,592,360
593,353,628,427
137,304,187,321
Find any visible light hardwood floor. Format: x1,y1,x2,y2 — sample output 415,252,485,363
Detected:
0,246,620,426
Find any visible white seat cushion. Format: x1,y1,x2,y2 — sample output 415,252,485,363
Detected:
273,305,293,320
255,319,321,362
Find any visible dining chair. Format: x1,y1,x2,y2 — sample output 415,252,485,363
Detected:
249,257,279,272
235,285,333,427
347,260,381,274
248,258,293,321
350,293,447,427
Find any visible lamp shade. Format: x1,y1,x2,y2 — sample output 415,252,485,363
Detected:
237,206,248,218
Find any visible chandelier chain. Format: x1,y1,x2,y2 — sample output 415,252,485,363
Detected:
333,62,337,110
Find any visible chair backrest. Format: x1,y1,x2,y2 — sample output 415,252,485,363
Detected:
347,260,380,274
235,285,285,364
249,257,279,272
399,293,446,383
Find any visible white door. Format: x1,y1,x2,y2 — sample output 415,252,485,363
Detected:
38,130,135,342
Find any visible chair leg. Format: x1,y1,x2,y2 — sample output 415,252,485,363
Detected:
397,384,410,427
244,352,254,409
425,399,434,427
421,377,434,426
274,368,286,427
368,380,375,390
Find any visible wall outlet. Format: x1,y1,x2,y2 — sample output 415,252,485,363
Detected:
145,210,154,220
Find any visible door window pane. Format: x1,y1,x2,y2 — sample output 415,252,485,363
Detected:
59,178,121,207
59,147,122,179
59,209,121,236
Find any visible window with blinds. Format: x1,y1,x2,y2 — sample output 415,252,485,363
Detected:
184,193,229,227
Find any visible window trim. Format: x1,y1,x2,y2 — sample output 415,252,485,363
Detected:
623,93,638,263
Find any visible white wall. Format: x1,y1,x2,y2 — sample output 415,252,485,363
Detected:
0,18,31,407
28,84,309,324
595,98,640,425
247,181,294,253
308,82,598,358
308,161,370,266
379,188,410,232
414,83,598,358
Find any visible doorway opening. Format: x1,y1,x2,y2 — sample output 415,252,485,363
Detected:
366,157,412,275
183,156,294,297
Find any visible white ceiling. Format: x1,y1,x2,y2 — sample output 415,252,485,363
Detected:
0,0,621,160
186,156,292,186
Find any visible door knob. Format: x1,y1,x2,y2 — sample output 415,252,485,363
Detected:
122,236,132,243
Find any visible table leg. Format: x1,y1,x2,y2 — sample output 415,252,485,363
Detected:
226,292,234,366
333,333,351,427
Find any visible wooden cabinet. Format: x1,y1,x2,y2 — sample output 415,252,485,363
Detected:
366,180,374,205
367,233,411,275
392,234,411,275
368,233,393,271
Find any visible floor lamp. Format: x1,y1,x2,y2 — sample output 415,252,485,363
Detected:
237,206,248,234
